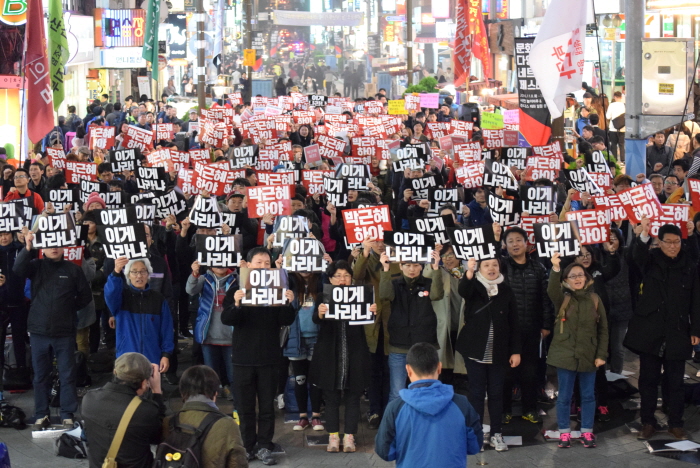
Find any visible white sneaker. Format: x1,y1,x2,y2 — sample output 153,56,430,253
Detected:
490,433,508,452
275,394,285,410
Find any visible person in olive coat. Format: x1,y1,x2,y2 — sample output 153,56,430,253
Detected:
548,253,608,449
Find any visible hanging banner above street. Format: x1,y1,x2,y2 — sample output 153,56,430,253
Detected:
273,10,364,27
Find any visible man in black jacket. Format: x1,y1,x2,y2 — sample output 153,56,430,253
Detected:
625,220,700,441
14,230,92,429
82,352,165,468
221,247,296,465
499,227,553,424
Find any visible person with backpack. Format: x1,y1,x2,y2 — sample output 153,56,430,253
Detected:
83,352,165,468
548,252,608,449
158,365,248,468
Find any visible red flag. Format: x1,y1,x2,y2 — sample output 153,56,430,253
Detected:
24,0,55,143
453,0,472,87
467,0,492,79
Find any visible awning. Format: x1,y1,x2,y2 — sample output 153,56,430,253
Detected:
486,93,519,110
273,10,364,26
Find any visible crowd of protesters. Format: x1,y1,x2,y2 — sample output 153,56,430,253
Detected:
1,85,700,468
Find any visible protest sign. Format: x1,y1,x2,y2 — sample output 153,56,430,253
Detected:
410,175,438,200
502,147,528,170
481,112,504,130
524,156,560,181
230,145,258,169
195,235,242,267
272,215,310,248
301,170,333,196
110,148,139,172
146,149,175,173
487,190,521,226
649,204,690,238
90,126,115,150
0,204,23,232
428,187,464,213
455,162,485,189
136,166,168,192
31,213,77,248
335,164,371,190
152,189,188,219
589,172,612,193
133,203,155,226
419,93,440,109
97,223,149,259
384,231,433,263
304,144,322,167
153,123,174,141
100,191,124,209
343,205,392,244
247,185,293,218
520,185,557,215
410,214,455,245
194,162,242,197
425,122,451,140
317,135,347,160
79,180,106,204
323,177,349,208
565,210,611,244
689,179,700,213
48,189,77,213
592,194,627,222
404,94,420,111
363,101,383,115
93,206,138,226
587,151,613,174
58,246,84,266
617,183,663,223
519,215,551,245
46,148,66,169
483,159,518,191
309,94,328,107
5,198,35,227
482,129,505,149
451,120,473,139
388,100,406,115
258,171,297,186
532,141,564,161
281,237,328,272
448,225,499,260
323,284,375,325
64,161,97,185
565,167,603,195
188,196,223,228
121,125,154,151
240,268,289,307
533,222,581,258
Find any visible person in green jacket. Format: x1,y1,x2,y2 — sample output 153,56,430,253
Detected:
548,252,608,450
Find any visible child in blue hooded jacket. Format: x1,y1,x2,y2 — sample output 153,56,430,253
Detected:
375,342,482,468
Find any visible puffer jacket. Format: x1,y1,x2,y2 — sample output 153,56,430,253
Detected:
547,270,608,373
502,256,554,333
187,270,237,345
283,276,322,358
0,241,25,306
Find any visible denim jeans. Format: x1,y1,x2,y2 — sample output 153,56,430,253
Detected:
31,334,78,421
202,344,234,390
556,368,596,433
388,352,408,403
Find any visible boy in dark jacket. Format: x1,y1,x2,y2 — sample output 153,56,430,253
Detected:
375,342,482,468
379,246,444,403
221,247,296,465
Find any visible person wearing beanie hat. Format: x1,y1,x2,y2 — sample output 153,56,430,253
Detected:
82,352,165,468
83,192,106,213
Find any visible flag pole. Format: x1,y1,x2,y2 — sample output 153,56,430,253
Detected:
19,44,27,164
591,2,608,126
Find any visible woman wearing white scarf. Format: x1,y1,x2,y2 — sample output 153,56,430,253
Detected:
455,257,521,453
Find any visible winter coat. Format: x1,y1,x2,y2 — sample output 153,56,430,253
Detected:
308,293,370,392
187,271,237,345
0,241,26,306
624,236,700,360
220,286,296,366
423,268,463,369
353,253,402,354
604,246,635,322
375,379,482,468
581,251,621,314
283,277,322,358
379,271,444,351
13,248,92,337
104,273,175,364
455,276,521,366
86,236,108,310
547,270,608,372
501,256,554,333
162,401,248,468
466,199,492,227
76,258,97,329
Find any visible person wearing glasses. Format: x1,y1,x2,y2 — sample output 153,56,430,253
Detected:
3,167,45,212
625,218,700,441
309,261,377,453
662,174,681,201
105,256,174,375
548,252,608,449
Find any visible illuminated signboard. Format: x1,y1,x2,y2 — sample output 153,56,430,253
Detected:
94,9,146,48
0,0,26,26
96,47,147,68
647,0,699,9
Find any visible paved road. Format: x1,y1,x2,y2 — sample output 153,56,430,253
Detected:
4,341,700,468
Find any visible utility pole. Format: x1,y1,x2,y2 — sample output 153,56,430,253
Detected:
624,0,643,175
245,0,253,102
406,0,413,85
196,0,206,113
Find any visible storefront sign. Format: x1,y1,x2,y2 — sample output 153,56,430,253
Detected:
96,47,147,68
0,0,26,25
94,9,146,48
66,14,94,65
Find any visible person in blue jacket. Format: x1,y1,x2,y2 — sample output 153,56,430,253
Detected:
186,260,237,404
375,342,482,468
105,256,174,373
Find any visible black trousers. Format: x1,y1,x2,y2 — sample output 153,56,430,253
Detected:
609,131,626,162
639,353,686,429
466,360,506,434
232,364,278,452
503,332,540,414
323,389,362,434
0,304,28,391
290,359,323,415
368,327,390,417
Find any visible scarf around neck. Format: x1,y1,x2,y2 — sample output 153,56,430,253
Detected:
476,271,504,297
